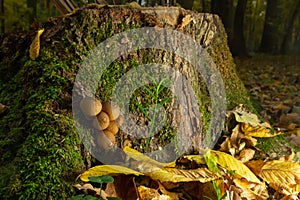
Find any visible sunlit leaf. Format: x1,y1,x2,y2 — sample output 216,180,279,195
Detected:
148,167,220,183
260,160,300,195
208,150,261,183
234,178,269,200
79,165,143,182
29,28,44,60
123,146,169,169
241,123,283,137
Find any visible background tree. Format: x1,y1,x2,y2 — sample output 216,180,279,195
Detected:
259,0,295,54
280,0,300,54
0,0,4,33
177,0,194,10
211,0,234,41
230,0,248,56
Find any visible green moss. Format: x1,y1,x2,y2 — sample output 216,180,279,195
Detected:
256,135,300,159
0,50,84,199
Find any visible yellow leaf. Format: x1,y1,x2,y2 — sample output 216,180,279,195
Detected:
29,29,44,60
79,165,143,182
260,160,300,195
208,150,261,183
124,146,172,172
148,167,220,183
241,123,283,137
138,186,161,199
234,178,269,200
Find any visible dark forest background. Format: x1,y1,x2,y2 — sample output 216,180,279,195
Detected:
0,0,300,56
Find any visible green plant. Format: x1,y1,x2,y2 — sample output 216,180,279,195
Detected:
135,77,172,149
69,175,121,200
204,151,227,200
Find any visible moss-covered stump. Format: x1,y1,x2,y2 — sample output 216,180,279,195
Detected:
0,5,253,199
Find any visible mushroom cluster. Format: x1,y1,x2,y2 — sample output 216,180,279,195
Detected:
79,98,123,150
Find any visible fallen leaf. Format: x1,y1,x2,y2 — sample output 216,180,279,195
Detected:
0,103,7,114
238,148,256,163
124,146,169,172
233,178,269,200
178,14,193,30
79,165,143,182
241,123,283,137
148,167,220,183
245,160,266,177
207,150,261,183
29,28,44,60
260,160,300,195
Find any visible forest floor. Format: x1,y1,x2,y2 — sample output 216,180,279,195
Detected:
235,54,300,149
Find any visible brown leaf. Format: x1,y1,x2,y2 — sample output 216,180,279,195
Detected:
233,178,269,200
245,160,266,177
238,148,255,163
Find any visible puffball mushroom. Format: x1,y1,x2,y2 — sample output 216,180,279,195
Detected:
101,101,120,121
93,111,110,130
79,97,102,117
96,130,115,150
106,121,119,135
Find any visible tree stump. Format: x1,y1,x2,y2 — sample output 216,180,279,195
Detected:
0,5,253,199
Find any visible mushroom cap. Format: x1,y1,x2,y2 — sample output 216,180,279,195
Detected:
105,121,119,135
79,97,102,117
93,111,110,130
96,131,115,150
101,101,120,121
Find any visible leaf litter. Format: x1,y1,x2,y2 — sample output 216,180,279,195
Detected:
73,55,300,199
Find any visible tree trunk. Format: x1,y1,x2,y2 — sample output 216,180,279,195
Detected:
211,0,234,40
230,0,248,56
0,0,4,33
280,0,300,54
27,0,37,27
0,5,253,199
177,0,194,10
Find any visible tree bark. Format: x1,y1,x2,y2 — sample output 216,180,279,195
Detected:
0,5,253,199
27,0,37,27
177,0,194,10
280,0,300,54
211,0,234,41
0,0,4,33
230,0,248,56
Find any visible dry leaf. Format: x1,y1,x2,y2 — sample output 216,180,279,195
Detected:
259,160,300,195
0,103,7,114
124,146,169,171
229,105,270,128
138,186,165,200
238,148,256,163
233,178,269,200
241,123,283,137
157,182,180,200
178,14,193,30
29,28,44,60
79,165,143,182
208,150,261,183
148,167,220,183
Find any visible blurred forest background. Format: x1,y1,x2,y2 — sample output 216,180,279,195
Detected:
0,0,300,56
